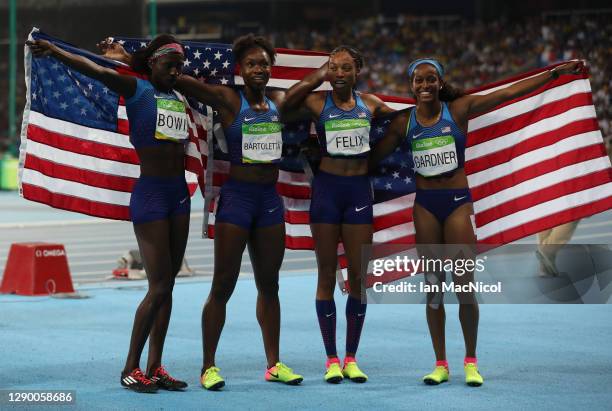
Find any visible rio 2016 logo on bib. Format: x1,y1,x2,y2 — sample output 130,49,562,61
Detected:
242,122,283,163
155,98,189,142
412,135,458,176
324,118,370,156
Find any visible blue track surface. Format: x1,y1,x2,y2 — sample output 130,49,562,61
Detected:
2,274,611,410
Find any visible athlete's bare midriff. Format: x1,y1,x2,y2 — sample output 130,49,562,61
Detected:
229,163,279,184
416,168,469,190
319,156,368,176
137,144,186,177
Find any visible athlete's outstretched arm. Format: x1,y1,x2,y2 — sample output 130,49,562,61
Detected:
174,75,238,113
27,39,136,98
361,93,396,118
266,89,311,123
94,40,237,113
459,61,584,118
279,63,328,120
95,40,239,120
368,110,410,170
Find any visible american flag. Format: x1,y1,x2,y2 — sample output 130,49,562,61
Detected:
116,36,331,90
20,29,207,219
20,30,612,264
464,65,612,244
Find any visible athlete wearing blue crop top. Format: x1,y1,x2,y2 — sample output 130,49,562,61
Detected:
29,35,194,393
370,58,584,387
281,46,395,384
170,34,303,389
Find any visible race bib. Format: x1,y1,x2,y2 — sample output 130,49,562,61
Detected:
241,122,283,163
155,97,189,142
412,135,458,176
324,118,370,156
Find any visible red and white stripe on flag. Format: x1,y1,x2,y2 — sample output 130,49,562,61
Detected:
465,65,612,244
19,50,209,221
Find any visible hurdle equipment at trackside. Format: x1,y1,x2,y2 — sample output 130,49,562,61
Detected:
0,243,75,295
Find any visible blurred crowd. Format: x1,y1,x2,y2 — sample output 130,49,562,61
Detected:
274,13,612,148
2,13,611,152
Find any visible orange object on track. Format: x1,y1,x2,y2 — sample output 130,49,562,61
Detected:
0,243,75,296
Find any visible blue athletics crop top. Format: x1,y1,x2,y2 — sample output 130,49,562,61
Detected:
124,78,190,148
224,91,283,165
315,91,373,159
406,103,467,177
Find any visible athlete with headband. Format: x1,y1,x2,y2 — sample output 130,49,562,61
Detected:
281,46,395,384
28,35,191,393
370,57,583,387
97,34,305,390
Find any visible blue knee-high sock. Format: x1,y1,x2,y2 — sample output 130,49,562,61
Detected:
316,299,337,357
345,295,367,355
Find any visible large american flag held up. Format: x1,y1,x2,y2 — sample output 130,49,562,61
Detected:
20,29,207,220
20,29,612,259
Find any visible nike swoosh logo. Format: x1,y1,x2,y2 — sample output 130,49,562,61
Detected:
180,197,188,204
355,206,368,212
244,117,256,121
357,313,365,317
413,131,425,139
454,195,467,202
325,312,335,318
329,114,341,119
268,372,279,378
267,207,279,213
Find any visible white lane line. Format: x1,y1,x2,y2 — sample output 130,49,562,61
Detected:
571,233,612,240
0,228,209,247
0,237,213,254
65,242,215,253
0,247,309,268
0,212,205,229
69,256,317,278
575,220,612,230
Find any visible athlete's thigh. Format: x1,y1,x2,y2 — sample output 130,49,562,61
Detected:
444,204,478,301
413,203,444,244
213,222,250,278
413,204,445,303
133,219,173,284
443,203,476,245
249,223,285,288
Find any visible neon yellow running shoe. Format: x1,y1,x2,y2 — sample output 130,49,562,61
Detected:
265,362,303,385
464,363,484,387
201,366,225,391
342,357,368,383
423,366,449,385
324,358,343,384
